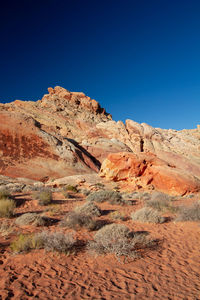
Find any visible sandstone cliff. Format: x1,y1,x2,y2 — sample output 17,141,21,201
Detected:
0,86,200,194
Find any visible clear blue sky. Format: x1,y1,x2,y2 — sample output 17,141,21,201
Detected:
0,0,200,130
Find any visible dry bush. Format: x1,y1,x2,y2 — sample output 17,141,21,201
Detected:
11,231,77,254
0,220,14,237
35,190,53,206
145,191,173,212
46,204,60,216
88,223,154,259
109,211,126,221
60,211,98,231
15,213,50,227
74,202,101,217
86,190,124,205
0,188,11,200
0,199,16,218
131,207,165,224
175,202,200,221
35,231,76,254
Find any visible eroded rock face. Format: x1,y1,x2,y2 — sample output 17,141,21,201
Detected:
100,152,200,195
1,86,200,194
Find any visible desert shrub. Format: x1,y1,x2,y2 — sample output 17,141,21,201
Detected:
60,212,98,231
88,223,154,259
0,199,16,218
0,220,14,236
35,231,76,254
74,202,101,217
80,189,91,196
10,234,39,253
62,191,75,199
15,213,50,227
0,189,11,200
109,211,126,221
131,207,165,224
145,192,173,212
93,183,105,189
64,185,78,193
175,202,200,222
86,190,124,205
35,190,53,206
46,204,60,216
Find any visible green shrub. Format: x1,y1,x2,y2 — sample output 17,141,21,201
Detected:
64,185,78,193
35,190,53,206
86,190,124,205
175,202,200,221
0,199,16,218
10,234,39,253
15,213,50,227
131,207,165,224
74,202,101,217
60,211,98,231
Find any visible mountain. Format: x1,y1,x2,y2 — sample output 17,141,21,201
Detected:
0,86,200,194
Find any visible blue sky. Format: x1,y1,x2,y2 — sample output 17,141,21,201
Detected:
0,0,200,130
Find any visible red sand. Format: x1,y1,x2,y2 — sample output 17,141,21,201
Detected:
0,192,200,299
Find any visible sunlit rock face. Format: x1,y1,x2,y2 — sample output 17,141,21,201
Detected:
0,86,200,194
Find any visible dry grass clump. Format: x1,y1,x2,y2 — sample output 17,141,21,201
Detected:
86,190,124,205
35,190,53,206
131,207,165,224
35,231,76,254
0,188,11,200
0,199,16,218
145,191,174,212
60,211,99,231
74,202,101,217
11,231,76,254
10,234,39,253
0,220,14,237
175,201,200,222
64,185,78,193
15,213,50,227
88,223,154,259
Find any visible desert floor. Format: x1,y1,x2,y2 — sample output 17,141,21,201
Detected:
0,190,200,300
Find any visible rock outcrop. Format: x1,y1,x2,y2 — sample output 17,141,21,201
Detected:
1,86,200,194
100,152,200,195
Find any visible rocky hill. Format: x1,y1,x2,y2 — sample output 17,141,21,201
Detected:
0,86,200,194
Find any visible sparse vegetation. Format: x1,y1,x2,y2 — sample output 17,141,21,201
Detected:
10,234,39,253
74,202,101,217
131,207,165,224
86,190,125,205
35,231,76,254
0,198,16,218
60,211,99,231
64,185,78,193
15,213,50,226
11,231,77,254
144,191,174,212
0,220,14,237
109,211,126,221
175,202,200,222
0,189,11,200
35,190,53,206
88,223,154,259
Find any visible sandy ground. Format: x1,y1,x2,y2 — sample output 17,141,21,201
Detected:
0,191,200,300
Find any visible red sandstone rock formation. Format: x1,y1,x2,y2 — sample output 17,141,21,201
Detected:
100,152,200,195
1,86,200,194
